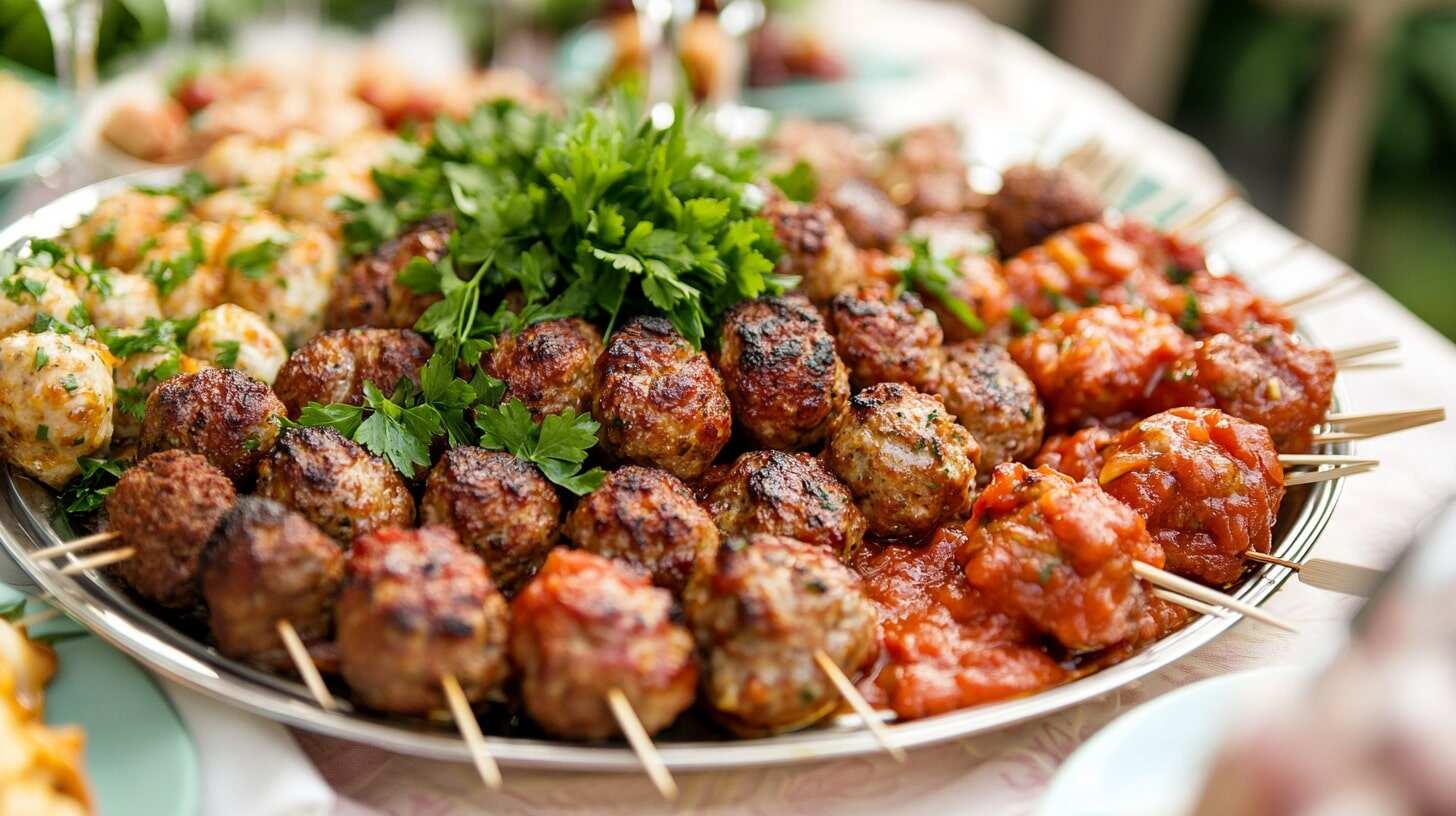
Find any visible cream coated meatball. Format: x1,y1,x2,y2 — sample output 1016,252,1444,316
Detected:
185,304,288,384
255,426,414,543
420,447,561,594
1,266,82,338
131,221,229,319
933,341,1046,473
76,269,162,330
271,148,379,231
563,466,719,594
64,189,183,270
324,214,449,330
139,367,286,484
484,318,604,420
197,133,288,190
827,282,945,391
715,295,849,450
825,382,980,539
220,214,339,347
111,350,208,441
761,195,863,303
191,187,269,223
592,316,733,480
700,450,867,561
271,328,432,417
0,331,114,488
684,533,878,736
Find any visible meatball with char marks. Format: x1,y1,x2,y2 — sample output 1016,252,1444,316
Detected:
700,450,866,561
484,318,603,420
255,426,415,543
325,214,450,330
139,367,286,485
985,163,1105,256
510,548,697,739
933,341,1045,474
272,328,431,417
716,295,849,450
761,195,863,303
336,525,510,714
826,179,906,250
828,282,944,391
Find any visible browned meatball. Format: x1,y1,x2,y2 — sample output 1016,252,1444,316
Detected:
325,214,450,330
201,496,343,669
761,195,863,303
105,450,236,609
825,383,980,539
684,533,878,736
878,123,978,217
336,525,510,713
700,450,866,561
483,318,603,420
139,368,286,485
563,466,718,595
715,295,849,450
592,316,732,480
419,447,560,594
984,163,1105,256
255,426,415,542
826,178,907,250
934,341,1046,474
272,328,432,417
828,282,944,391
510,548,697,739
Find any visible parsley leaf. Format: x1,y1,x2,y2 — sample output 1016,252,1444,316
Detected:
56,457,127,521
476,399,605,494
897,237,985,336
134,170,216,208
225,237,292,280
213,340,241,368
770,160,819,203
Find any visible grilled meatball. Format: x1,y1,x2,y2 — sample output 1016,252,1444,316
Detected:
0,332,114,488
64,189,183,270
336,525,510,714
1032,425,1120,482
185,304,288,384
131,221,229,320
420,447,560,594
0,266,82,339
1008,305,1193,429
1099,408,1284,586
592,316,732,480
761,195,862,303
877,123,976,217
201,496,343,669
220,214,339,347
255,426,415,543
715,295,849,449
76,269,162,331
700,450,866,561
826,179,906,250
960,463,1160,651
563,466,718,595
139,367,286,484
933,341,1045,473
272,328,431,417
105,451,236,609
684,533,878,736
827,282,944,391
324,214,450,330
484,318,604,420
111,350,209,441
825,383,979,539
510,548,697,739
985,163,1105,256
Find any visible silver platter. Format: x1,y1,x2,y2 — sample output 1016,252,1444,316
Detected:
0,172,1344,771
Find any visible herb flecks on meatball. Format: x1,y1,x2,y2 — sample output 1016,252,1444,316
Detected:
700,450,866,561
139,367,286,485
255,425,415,543
272,328,431,417
484,317,603,420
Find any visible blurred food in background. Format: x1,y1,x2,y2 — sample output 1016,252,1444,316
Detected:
0,70,40,163
0,611,93,815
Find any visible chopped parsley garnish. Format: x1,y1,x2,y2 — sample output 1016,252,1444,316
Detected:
32,347,48,370
134,170,216,209
1009,304,1038,335
55,457,127,520
2,272,47,302
60,374,78,392
225,238,291,280
475,398,605,495
213,340,241,368
35,425,48,441
142,228,206,296
292,167,325,185
1179,292,1202,334
98,317,195,358
896,237,985,335
769,160,818,203
1165,263,1192,285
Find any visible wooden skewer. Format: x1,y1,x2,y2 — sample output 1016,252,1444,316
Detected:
1277,454,1379,467
1244,552,1382,597
1323,407,1445,430
14,608,61,629
1168,187,1240,236
276,619,337,711
606,688,677,801
31,530,118,559
1132,561,1297,632
1283,461,1378,486
443,674,503,792
1310,407,1446,443
57,546,135,575
1150,587,1227,618
1329,338,1400,363
813,649,906,763
1335,361,1402,371
1279,271,1360,311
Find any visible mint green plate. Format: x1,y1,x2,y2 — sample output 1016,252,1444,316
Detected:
1,585,199,816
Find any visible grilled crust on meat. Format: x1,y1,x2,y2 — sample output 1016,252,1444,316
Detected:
933,341,1046,474
715,295,849,450
105,450,237,609
138,367,286,485
271,328,432,417
484,317,604,419
699,450,866,561
761,195,863,303
255,426,415,543
828,282,944,391
325,214,450,330
984,163,1105,256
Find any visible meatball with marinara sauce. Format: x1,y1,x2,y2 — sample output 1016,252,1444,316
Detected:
336,525,510,714
825,383,979,540
1008,305,1192,429
510,548,697,739
139,368,287,485
927,253,1013,343
827,282,944,391
201,497,343,670
105,450,236,609
325,214,450,330
420,447,560,594
1000,221,1146,321
684,533,878,736
1144,326,1334,452
933,341,1045,474
272,328,432,417
255,426,415,543
592,316,732,480
699,450,866,562
563,466,719,595
1032,425,1120,482
1099,407,1284,586
761,195,863,303
483,318,603,420
715,295,849,450
960,463,1162,652
984,163,1105,256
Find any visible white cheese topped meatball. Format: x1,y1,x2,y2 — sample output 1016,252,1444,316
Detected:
0,331,114,488
1,266,82,339
219,214,339,346
185,304,288,384
63,189,183,270
131,221,230,320
75,268,162,330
